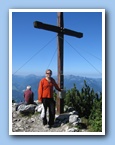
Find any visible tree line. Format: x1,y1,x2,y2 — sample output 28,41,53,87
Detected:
63,80,102,132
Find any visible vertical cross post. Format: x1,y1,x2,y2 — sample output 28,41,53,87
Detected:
56,12,64,114
33,12,83,115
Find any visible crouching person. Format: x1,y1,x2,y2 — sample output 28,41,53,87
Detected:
15,85,34,111
24,85,34,105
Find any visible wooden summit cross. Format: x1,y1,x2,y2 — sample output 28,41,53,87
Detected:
33,12,83,114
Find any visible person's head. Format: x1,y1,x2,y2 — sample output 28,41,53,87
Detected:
26,85,31,90
45,69,52,78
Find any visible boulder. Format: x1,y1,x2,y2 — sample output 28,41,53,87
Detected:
69,114,79,123
18,104,36,115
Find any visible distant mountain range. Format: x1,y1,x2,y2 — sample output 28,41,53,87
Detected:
12,74,102,103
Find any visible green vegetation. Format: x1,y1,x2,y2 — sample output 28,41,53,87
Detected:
64,80,102,132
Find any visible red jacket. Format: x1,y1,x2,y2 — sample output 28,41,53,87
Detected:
24,89,34,104
38,78,61,102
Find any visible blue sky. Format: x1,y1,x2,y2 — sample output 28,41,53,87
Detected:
12,10,103,78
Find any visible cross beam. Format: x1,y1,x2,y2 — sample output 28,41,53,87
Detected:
34,21,83,38
33,12,83,114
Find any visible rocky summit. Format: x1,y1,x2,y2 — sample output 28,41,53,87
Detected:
12,101,88,133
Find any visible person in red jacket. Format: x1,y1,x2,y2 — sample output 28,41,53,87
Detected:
38,69,61,128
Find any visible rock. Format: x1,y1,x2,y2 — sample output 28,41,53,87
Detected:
67,127,79,132
12,101,88,133
18,104,36,115
72,111,78,115
67,107,75,112
69,114,79,123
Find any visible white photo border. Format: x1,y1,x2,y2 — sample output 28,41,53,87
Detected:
9,8,105,135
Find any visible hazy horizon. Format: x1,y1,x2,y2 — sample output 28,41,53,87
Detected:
12,72,102,79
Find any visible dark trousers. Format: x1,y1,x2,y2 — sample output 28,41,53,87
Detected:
42,98,55,126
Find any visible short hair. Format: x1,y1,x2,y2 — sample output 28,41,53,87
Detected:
26,86,31,90
45,69,52,75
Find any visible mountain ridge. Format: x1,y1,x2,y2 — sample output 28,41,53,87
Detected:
12,74,102,103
